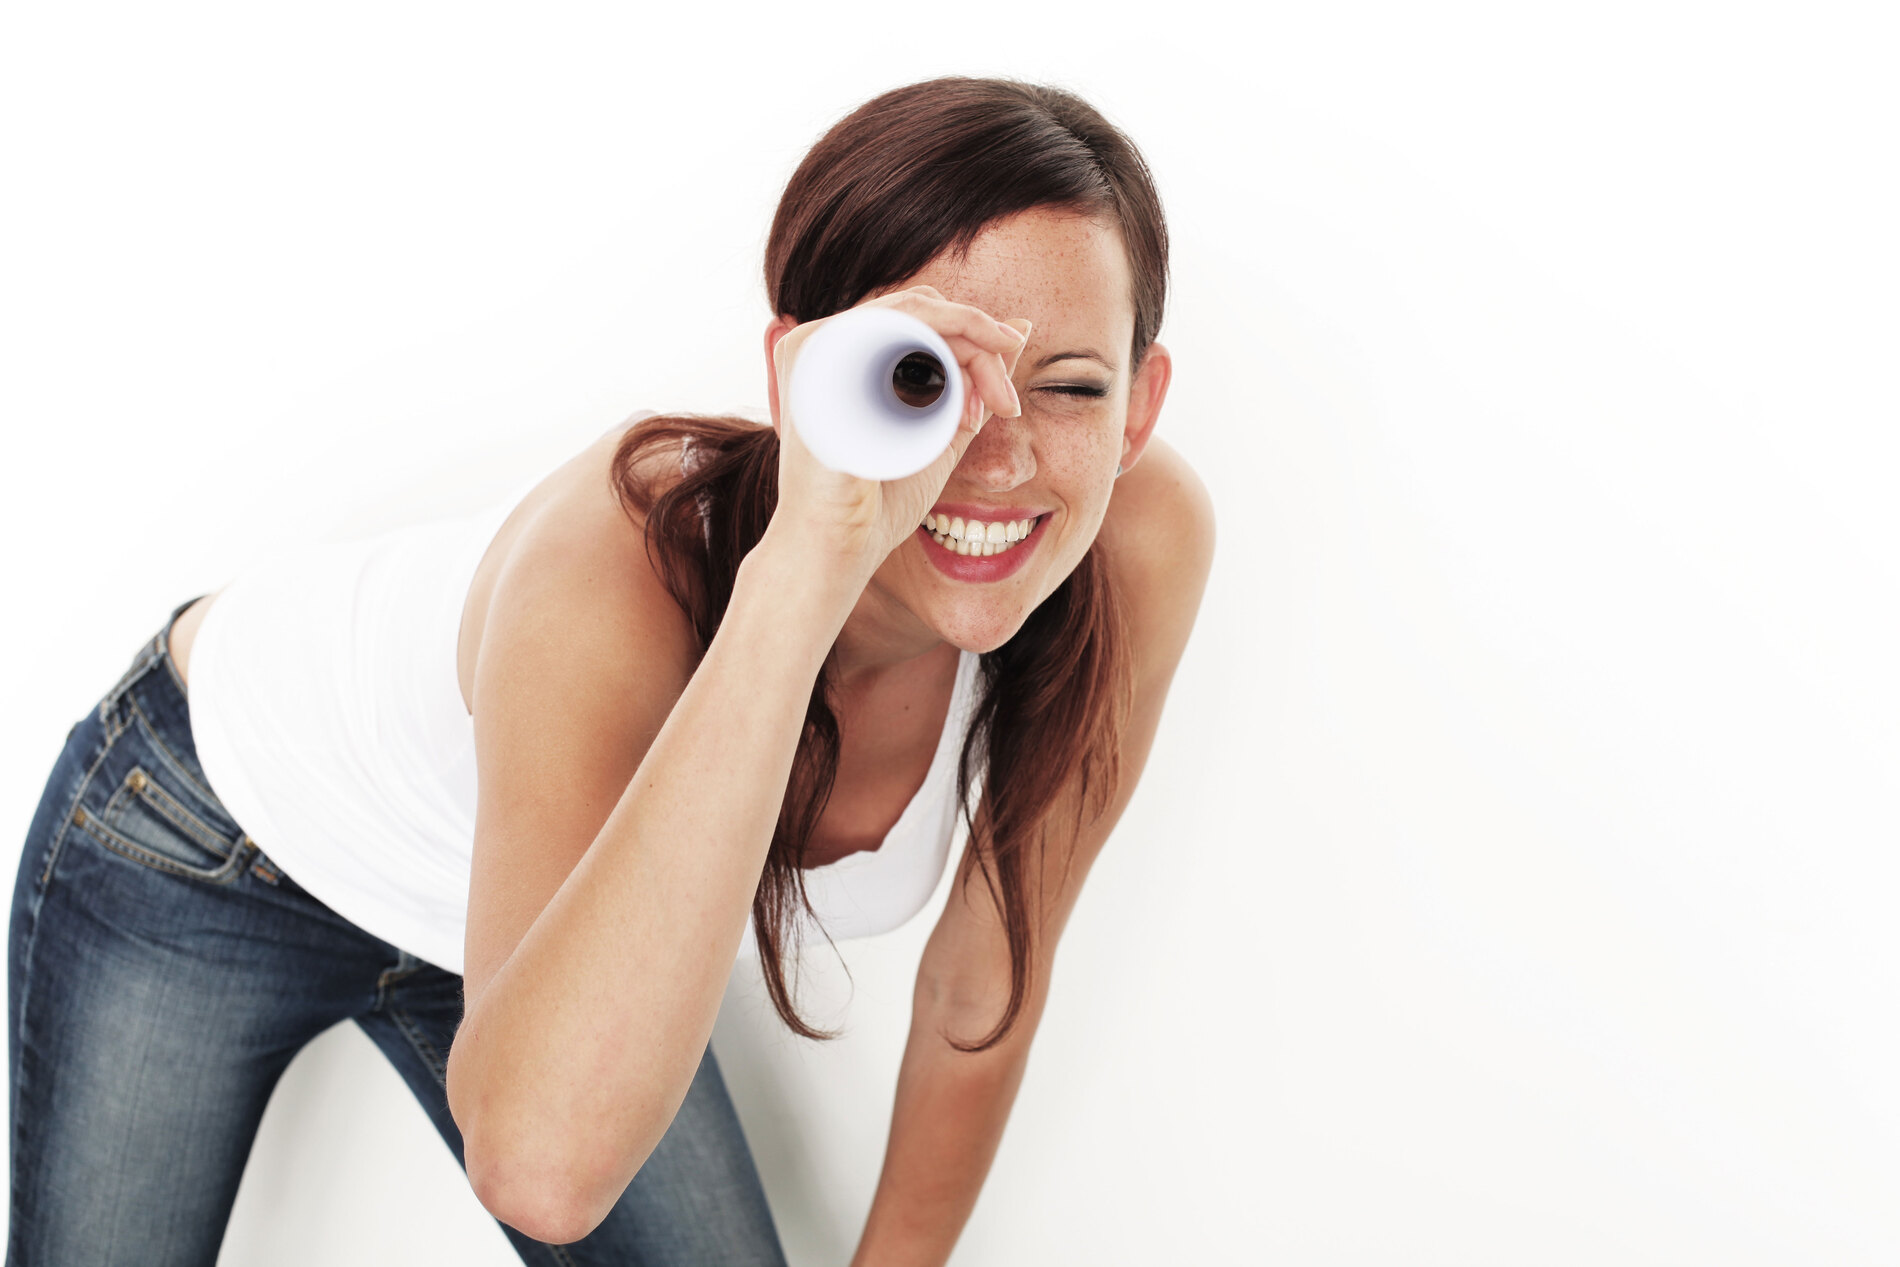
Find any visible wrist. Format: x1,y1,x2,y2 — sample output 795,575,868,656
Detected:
738,529,870,653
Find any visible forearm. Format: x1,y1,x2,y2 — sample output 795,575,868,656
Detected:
851,1010,1037,1267
451,529,865,1229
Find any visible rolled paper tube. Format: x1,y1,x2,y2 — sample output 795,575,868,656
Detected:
786,306,967,481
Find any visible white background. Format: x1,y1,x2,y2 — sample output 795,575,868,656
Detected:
3,2,1896,1263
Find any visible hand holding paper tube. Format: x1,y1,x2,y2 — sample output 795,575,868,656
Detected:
788,304,968,482
769,286,1031,581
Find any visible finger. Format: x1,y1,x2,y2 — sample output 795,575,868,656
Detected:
931,331,1023,419
996,319,1033,415
1000,318,1034,375
956,364,984,437
890,291,1026,356
947,369,989,472
978,348,1020,419
939,316,1034,374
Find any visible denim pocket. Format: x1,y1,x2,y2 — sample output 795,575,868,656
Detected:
76,764,252,885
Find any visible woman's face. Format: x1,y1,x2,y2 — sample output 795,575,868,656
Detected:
862,205,1171,654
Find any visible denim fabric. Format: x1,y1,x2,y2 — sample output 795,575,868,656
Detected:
8,597,787,1266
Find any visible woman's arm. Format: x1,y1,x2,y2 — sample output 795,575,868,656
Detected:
851,950,1041,1267
852,448,1218,1265
449,296,1023,1245
446,519,866,1245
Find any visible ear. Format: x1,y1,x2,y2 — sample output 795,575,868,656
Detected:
1116,341,1173,475
763,313,799,435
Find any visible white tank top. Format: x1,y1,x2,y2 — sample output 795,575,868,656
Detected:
186,422,983,974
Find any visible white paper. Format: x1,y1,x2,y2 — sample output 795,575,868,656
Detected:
786,306,966,481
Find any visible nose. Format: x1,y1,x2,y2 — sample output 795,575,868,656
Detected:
961,412,1035,491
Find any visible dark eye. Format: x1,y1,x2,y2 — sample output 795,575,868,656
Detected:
1044,385,1109,398
891,352,948,408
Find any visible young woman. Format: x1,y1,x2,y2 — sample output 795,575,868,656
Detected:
8,75,1214,1265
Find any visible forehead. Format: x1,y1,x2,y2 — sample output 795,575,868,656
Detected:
907,207,1133,366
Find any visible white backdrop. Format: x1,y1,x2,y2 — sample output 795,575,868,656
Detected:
3,2,1896,1263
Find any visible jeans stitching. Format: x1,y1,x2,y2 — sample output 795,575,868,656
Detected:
126,692,222,811
103,628,169,708
75,816,252,886
9,971,44,1265
387,1007,448,1085
374,960,422,1008
97,698,128,747
38,706,126,889
11,836,55,1259
78,781,251,885
115,765,236,860
9,677,138,1245
97,639,156,717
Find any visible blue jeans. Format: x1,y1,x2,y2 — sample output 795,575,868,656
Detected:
8,597,788,1266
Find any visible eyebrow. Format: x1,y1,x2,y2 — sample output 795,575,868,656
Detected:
1033,349,1119,373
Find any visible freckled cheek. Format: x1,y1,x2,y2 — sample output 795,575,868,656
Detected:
1048,435,1118,484
1038,455,1113,525
1031,421,1111,462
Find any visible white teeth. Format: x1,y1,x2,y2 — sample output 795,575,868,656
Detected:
915,516,1041,569
920,513,1038,542
926,513,1040,559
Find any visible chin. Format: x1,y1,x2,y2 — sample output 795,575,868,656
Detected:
932,605,1034,656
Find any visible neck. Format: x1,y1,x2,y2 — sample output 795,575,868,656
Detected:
829,581,953,696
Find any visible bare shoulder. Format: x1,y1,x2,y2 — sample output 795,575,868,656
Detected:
534,413,692,554
1100,435,1215,552
475,412,706,718
457,417,698,713
1095,436,1217,682
470,415,697,741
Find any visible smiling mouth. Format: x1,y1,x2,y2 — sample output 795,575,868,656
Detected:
918,512,1047,556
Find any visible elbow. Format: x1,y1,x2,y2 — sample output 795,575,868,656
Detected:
470,1170,599,1247
445,1025,674,1243
448,1055,597,1244
465,1128,625,1247
456,1085,663,1245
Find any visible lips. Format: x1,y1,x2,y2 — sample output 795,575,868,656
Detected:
916,512,1048,582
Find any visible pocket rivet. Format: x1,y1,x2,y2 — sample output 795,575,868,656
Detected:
129,770,148,793
72,807,87,827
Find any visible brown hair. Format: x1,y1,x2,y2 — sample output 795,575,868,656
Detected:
609,76,1167,1052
